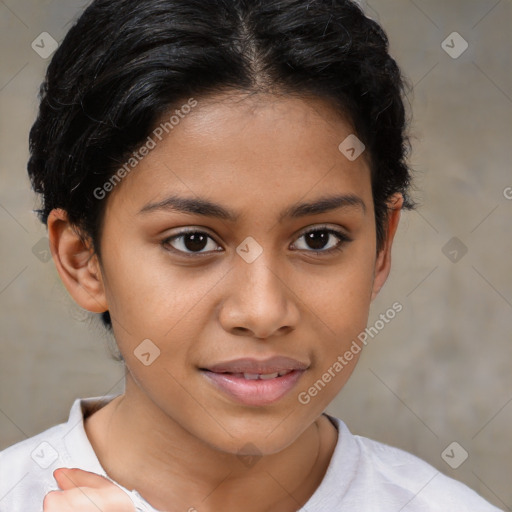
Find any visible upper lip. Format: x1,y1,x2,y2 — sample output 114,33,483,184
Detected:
203,356,309,374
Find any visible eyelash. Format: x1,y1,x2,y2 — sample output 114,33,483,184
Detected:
161,225,352,258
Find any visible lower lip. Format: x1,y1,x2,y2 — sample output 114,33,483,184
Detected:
202,369,305,406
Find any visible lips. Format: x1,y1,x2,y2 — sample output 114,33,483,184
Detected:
201,356,309,406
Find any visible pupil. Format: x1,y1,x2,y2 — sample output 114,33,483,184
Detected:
185,233,207,252
307,231,328,250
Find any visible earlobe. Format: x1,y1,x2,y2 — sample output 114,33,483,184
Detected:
371,194,403,301
47,208,108,313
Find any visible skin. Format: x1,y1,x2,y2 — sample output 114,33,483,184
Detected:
47,91,403,512
43,468,135,511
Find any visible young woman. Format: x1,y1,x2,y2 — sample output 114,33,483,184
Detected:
0,0,502,510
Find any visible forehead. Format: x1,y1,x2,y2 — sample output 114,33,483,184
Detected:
106,92,373,221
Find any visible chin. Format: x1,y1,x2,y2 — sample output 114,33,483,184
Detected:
192,410,313,457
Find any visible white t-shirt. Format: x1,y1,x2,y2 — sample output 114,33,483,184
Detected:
0,395,503,512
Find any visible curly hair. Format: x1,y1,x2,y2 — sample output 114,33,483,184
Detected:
27,0,415,329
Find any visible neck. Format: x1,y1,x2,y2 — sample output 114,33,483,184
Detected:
84,375,337,512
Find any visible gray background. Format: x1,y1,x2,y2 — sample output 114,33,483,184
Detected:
1,0,511,509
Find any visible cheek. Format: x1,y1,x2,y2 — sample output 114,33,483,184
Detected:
305,251,375,340
100,243,206,332
294,263,374,413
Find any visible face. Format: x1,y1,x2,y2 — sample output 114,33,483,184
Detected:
70,92,399,455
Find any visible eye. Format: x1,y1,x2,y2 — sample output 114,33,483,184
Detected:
162,229,222,256
291,226,352,255
162,225,351,258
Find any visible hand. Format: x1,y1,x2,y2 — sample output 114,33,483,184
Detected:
43,467,136,511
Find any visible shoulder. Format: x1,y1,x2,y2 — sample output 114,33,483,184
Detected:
0,396,115,510
320,416,503,511
0,419,70,507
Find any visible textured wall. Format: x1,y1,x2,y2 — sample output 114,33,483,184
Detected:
1,0,511,509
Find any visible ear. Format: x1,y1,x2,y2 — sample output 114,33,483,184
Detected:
371,193,403,301
47,208,108,313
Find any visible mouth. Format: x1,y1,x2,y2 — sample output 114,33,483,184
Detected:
200,357,309,406
206,369,295,380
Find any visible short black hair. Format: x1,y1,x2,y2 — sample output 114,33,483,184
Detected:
28,0,415,329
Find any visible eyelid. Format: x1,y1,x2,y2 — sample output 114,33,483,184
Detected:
294,223,350,240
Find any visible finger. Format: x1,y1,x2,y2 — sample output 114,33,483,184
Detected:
44,487,136,512
43,488,102,511
53,467,114,491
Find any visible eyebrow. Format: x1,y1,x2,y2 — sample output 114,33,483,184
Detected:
138,193,366,222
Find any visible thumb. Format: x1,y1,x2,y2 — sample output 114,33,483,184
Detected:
54,467,113,491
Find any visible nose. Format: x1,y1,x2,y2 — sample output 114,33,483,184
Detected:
218,250,301,340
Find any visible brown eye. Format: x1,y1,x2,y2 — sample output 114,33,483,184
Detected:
292,227,351,255
162,230,222,256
